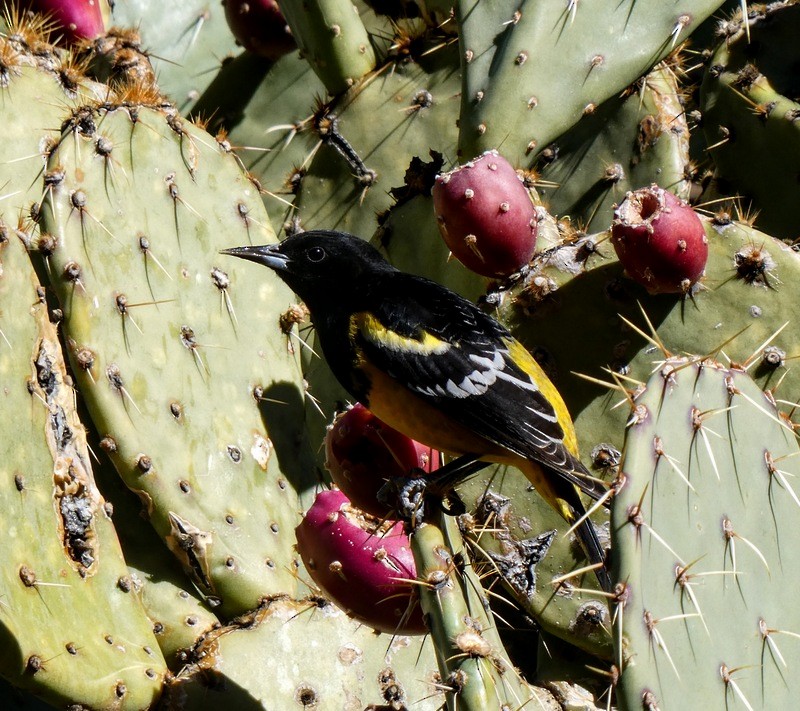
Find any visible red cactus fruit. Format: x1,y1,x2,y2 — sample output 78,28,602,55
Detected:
17,0,105,45
325,403,440,517
295,489,426,635
611,185,708,295
432,150,538,277
222,0,296,61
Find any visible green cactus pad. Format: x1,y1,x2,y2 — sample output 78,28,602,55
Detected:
0,234,166,709
455,0,725,167
291,38,460,238
279,0,377,95
701,2,800,239
411,513,540,710
613,356,800,709
537,62,691,233
160,596,442,709
40,102,319,617
90,448,220,666
0,36,108,263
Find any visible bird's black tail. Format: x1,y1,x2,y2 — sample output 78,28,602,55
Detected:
572,498,613,593
526,458,613,593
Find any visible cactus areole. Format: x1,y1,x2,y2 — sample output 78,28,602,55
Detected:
325,403,440,517
295,489,426,635
433,150,538,277
611,185,707,294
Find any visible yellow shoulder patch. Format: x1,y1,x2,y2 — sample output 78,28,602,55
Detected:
351,312,451,355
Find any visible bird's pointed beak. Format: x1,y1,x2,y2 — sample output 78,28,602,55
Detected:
221,244,290,272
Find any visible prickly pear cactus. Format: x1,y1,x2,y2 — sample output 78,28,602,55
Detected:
160,596,442,710
39,100,319,617
536,62,691,232
0,229,166,709
701,1,800,239
4,0,800,707
613,356,800,709
411,512,543,710
455,0,726,165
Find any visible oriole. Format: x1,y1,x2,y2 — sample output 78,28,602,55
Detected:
224,230,612,592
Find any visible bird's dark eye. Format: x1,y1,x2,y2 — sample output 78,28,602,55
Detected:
307,246,326,263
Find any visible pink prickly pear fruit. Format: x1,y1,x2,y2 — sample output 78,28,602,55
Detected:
611,185,708,295
325,403,440,518
295,489,426,635
433,150,538,277
16,0,105,45
222,0,295,61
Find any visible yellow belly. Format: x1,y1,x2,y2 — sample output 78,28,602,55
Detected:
358,361,506,460
361,363,575,513
358,363,581,523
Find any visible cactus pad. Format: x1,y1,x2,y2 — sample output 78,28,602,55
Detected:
40,101,319,617
161,596,443,709
0,234,166,709
613,356,800,709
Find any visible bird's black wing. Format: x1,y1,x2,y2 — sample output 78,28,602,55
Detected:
352,274,607,502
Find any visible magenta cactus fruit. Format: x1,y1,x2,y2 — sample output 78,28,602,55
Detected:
432,150,538,277
325,403,440,517
295,489,426,635
611,185,708,294
222,0,295,61
18,0,105,45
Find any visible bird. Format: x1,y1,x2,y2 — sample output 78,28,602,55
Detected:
223,230,612,592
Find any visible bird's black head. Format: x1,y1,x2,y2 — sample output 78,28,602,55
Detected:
222,230,395,311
